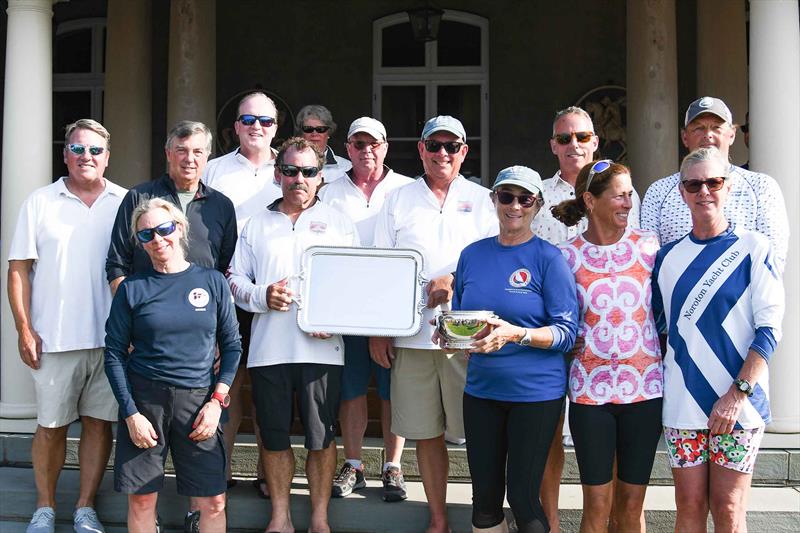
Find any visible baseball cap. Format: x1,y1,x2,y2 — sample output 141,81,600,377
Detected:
420,115,466,141
347,117,386,141
492,166,544,197
685,96,733,126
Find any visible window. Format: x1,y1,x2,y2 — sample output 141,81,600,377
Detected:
373,11,489,183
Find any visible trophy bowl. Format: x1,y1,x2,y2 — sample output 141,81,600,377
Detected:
436,310,495,350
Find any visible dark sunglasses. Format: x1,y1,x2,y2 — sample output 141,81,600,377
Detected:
278,164,321,178
301,125,330,134
67,143,105,156
347,140,385,151
681,177,727,193
238,114,276,127
586,159,613,191
136,220,177,244
494,191,542,208
740,123,749,134
423,140,464,154
553,131,594,145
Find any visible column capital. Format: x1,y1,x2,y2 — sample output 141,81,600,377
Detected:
6,0,59,15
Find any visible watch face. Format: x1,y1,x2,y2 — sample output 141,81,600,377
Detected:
221,394,231,408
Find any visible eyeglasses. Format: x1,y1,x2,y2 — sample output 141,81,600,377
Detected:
238,114,276,127
493,191,542,208
278,164,321,178
740,123,749,134
423,140,464,154
136,220,177,244
586,159,612,191
67,143,105,156
552,131,594,145
681,177,727,193
301,125,330,134
347,140,385,151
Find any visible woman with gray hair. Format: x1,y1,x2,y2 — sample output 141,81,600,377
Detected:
105,197,241,532
296,104,352,183
652,146,784,532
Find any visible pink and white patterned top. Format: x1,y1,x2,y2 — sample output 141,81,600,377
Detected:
559,229,663,405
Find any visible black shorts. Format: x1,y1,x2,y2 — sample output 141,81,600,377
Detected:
114,371,227,497
569,398,663,485
250,363,342,451
235,306,254,366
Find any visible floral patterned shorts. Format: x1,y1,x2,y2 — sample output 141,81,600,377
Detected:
663,426,765,474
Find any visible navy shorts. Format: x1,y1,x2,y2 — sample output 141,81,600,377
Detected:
114,371,227,497
341,336,391,401
250,363,342,451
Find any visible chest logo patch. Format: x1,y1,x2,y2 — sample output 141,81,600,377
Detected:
188,288,210,309
457,201,473,213
310,221,327,233
509,268,531,288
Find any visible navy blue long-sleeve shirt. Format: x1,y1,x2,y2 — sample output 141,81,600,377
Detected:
104,264,242,418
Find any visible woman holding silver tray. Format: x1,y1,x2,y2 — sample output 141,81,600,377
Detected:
440,166,578,533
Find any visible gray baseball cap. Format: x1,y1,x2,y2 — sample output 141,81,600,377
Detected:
492,166,544,197
685,96,733,126
420,115,466,141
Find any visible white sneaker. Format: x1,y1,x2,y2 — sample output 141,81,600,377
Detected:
444,432,466,445
73,507,105,533
26,507,55,533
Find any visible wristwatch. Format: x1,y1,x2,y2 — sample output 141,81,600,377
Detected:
211,391,231,408
733,378,754,397
517,328,532,347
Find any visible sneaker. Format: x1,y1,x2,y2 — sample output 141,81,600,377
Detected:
381,466,408,502
184,510,200,533
155,514,162,533
73,507,105,533
27,507,55,533
331,462,366,497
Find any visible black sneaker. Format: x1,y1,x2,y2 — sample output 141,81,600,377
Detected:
184,510,200,533
381,466,408,502
331,462,366,497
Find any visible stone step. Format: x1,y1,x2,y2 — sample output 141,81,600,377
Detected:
1,467,798,532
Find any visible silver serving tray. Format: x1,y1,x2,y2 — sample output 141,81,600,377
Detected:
295,246,427,337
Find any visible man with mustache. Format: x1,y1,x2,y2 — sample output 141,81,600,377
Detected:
228,137,359,533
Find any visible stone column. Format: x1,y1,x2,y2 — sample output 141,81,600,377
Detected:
749,0,800,433
626,0,679,193
104,0,152,188
0,0,56,425
166,0,216,134
696,0,749,166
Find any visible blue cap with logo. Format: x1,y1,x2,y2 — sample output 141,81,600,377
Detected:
685,96,733,126
492,166,544,198
420,115,467,141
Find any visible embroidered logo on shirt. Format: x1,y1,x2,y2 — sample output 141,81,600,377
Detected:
508,268,531,288
188,288,210,310
457,201,473,213
310,221,327,233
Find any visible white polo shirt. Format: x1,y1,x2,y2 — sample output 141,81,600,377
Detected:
318,167,414,246
8,177,127,353
228,200,360,367
374,175,499,349
202,148,281,233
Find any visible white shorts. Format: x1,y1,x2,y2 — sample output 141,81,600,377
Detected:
30,348,118,427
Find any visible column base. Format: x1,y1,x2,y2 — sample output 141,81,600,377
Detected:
0,417,37,433
0,401,36,419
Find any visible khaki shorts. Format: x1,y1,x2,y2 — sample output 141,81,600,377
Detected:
31,348,118,428
390,347,467,440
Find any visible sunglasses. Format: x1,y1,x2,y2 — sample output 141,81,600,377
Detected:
553,131,594,145
586,159,613,191
301,125,330,134
423,140,464,154
494,190,542,208
347,140,385,151
278,164,321,178
740,123,749,134
238,114,276,127
681,177,727,193
67,143,105,156
136,220,177,244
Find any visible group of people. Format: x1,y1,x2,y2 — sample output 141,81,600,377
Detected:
8,92,787,533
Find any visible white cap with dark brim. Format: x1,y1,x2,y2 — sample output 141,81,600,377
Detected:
347,117,387,141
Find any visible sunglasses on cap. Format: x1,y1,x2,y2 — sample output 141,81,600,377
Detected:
301,125,330,134
136,220,177,244
586,159,613,191
347,140,385,151
681,177,727,193
67,143,105,156
238,114,276,127
553,131,594,145
423,140,464,154
278,164,321,178
493,190,542,208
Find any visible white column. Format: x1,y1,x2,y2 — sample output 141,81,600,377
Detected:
749,0,800,434
0,0,56,424
626,0,679,192
696,0,749,166
104,0,152,189
166,0,216,134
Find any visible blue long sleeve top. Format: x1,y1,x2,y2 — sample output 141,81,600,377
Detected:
454,236,579,402
104,264,242,418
